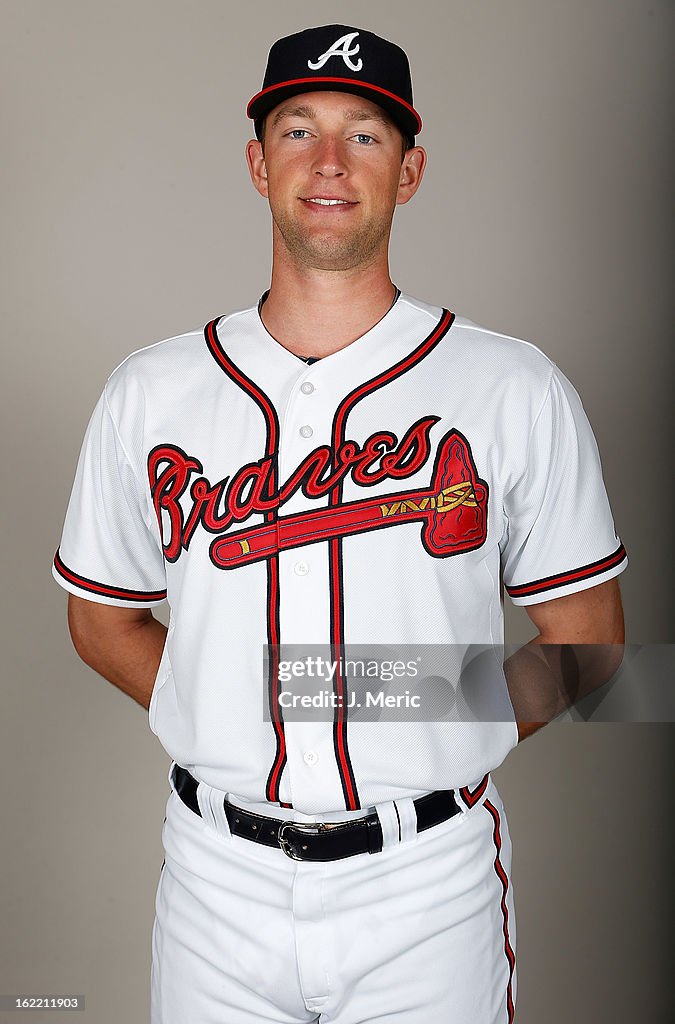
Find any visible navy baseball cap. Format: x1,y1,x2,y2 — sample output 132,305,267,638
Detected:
247,25,422,142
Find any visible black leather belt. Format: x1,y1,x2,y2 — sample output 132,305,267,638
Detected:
171,764,462,862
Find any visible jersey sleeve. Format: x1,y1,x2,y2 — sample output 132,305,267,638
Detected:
52,387,167,607
501,363,627,605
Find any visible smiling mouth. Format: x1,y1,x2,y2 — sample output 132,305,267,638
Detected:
302,197,357,206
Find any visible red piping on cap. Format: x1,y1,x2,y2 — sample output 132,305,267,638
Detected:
247,76,422,134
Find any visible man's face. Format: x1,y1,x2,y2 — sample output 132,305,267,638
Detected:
246,91,426,272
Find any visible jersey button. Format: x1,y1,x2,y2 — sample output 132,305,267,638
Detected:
303,751,319,766
294,561,310,576
299,424,313,438
300,381,315,395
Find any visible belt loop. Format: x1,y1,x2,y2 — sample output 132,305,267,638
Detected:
196,782,219,831
194,778,232,840
375,800,402,849
393,797,418,843
209,789,232,838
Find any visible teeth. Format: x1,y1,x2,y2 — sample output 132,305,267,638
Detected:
307,198,350,205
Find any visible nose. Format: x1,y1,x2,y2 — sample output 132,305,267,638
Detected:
311,135,347,177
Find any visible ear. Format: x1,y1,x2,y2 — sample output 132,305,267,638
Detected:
246,139,268,198
396,146,427,206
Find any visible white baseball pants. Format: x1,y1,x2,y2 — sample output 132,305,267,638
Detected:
150,771,516,1023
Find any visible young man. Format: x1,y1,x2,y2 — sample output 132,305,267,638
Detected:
53,24,627,1024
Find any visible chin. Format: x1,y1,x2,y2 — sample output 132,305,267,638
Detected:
273,209,388,270
295,239,376,271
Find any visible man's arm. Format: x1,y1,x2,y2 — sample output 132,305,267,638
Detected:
504,577,626,742
67,594,168,711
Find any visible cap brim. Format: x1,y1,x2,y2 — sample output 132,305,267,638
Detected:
247,76,422,138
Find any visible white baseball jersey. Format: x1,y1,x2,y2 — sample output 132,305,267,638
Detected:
53,292,627,813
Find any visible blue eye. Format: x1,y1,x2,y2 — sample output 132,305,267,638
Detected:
354,134,374,144
288,129,309,139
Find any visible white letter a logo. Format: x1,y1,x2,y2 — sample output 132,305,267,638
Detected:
308,32,363,72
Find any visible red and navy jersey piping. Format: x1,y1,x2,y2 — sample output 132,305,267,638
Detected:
53,549,167,603
328,308,455,810
483,797,516,1022
459,773,489,809
204,316,287,805
506,542,627,600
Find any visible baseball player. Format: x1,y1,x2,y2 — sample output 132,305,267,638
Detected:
52,24,627,1024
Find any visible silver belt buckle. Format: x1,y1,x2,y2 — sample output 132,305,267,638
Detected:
278,820,329,860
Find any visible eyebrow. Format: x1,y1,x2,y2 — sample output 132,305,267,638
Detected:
270,103,393,134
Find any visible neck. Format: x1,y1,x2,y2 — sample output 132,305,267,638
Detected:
260,249,397,360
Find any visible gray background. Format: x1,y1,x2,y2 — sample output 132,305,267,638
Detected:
1,0,672,1021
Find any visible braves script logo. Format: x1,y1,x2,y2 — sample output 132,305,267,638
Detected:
148,416,488,569
307,31,363,72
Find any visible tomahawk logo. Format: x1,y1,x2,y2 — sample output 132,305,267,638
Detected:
148,419,489,570
308,32,363,72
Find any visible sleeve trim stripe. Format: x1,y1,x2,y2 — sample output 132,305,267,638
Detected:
53,549,167,603
505,543,627,598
